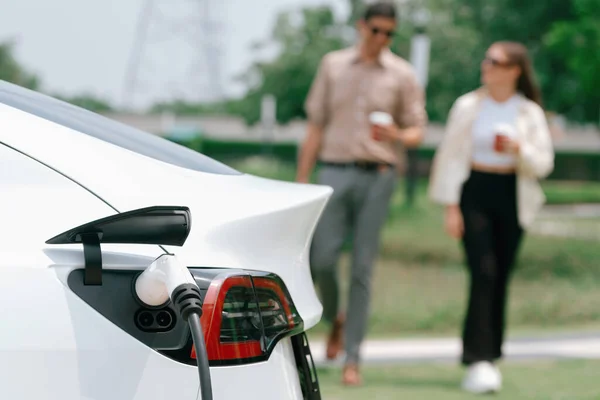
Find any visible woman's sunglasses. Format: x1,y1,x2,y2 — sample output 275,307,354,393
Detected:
483,56,514,68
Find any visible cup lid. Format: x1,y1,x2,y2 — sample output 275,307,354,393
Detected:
369,112,393,125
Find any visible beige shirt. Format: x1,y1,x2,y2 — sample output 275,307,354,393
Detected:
304,46,427,165
428,88,555,229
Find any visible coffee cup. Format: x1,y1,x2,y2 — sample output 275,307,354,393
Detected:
494,134,506,152
493,123,516,152
369,112,393,141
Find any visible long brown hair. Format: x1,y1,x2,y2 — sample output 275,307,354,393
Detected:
494,41,543,107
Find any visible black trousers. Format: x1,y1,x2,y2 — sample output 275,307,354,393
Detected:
459,170,524,366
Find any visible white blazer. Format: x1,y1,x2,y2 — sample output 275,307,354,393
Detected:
427,88,555,230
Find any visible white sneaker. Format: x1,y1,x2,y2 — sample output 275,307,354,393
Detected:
461,361,502,394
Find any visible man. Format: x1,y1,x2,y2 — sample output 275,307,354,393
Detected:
296,1,427,386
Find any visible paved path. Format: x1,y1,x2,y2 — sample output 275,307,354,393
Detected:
310,332,600,366
540,203,600,218
530,203,600,240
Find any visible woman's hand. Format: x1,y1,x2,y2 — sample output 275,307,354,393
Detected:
445,205,464,239
496,135,521,155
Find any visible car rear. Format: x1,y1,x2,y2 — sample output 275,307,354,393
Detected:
0,79,330,400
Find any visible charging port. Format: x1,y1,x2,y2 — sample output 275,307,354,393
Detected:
137,311,154,328
156,310,173,328
135,308,176,332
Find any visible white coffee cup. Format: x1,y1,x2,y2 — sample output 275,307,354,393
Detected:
493,123,517,152
493,123,517,138
369,112,393,141
369,111,393,126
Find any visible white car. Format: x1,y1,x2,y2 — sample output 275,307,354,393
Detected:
0,79,332,400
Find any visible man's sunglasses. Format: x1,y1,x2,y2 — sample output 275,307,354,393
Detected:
483,56,514,68
369,26,395,38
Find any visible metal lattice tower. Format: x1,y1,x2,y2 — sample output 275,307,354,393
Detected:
121,0,226,111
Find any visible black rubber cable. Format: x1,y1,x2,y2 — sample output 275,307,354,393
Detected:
188,313,213,400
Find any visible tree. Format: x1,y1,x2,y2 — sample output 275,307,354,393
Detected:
152,0,599,126
229,6,348,125
348,0,366,24
416,0,598,124
0,40,40,89
545,0,600,123
0,40,117,114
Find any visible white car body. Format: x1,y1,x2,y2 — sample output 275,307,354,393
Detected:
0,80,331,400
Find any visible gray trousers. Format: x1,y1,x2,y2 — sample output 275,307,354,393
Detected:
310,164,396,364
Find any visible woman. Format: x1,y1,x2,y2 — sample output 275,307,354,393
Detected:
428,41,555,394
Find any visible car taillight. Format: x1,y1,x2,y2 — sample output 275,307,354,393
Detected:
190,272,303,366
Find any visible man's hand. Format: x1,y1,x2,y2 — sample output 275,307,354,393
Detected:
372,124,398,142
295,122,323,184
373,124,423,148
399,126,424,148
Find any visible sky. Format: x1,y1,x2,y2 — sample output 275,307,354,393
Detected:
0,0,349,110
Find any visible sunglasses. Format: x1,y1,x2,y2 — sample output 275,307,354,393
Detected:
483,56,514,68
369,26,395,38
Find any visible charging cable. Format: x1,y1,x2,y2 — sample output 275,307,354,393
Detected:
135,254,213,400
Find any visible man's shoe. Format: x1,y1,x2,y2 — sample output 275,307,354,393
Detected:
461,361,502,394
342,363,362,386
325,314,344,360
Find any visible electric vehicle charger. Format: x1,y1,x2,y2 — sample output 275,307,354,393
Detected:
135,254,213,400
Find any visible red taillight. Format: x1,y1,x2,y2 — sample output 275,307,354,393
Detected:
190,272,303,366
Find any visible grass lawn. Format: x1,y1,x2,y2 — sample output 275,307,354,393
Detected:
542,180,600,205
229,157,600,336
316,359,600,399
306,255,600,339
532,215,600,241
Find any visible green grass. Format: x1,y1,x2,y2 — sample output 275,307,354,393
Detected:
316,360,600,399
381,199,600,282
542,180,600,204
228,156,600,336
532,216,600,242
306,255,600,338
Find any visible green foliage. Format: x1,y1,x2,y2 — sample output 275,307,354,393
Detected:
0,41,40,89
225,6,349,125
227,0,599,125
544,0,600,122
174,137,298,164
0,40,117,113
121,0,598,126
423,0,592,122
347,0,366,24
53,93,115,113
149,100,232,115
2,2,598,125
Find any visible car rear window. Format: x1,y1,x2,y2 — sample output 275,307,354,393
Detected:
0,80,241,175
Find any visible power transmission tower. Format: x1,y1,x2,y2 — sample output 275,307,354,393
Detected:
121,0,226,111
